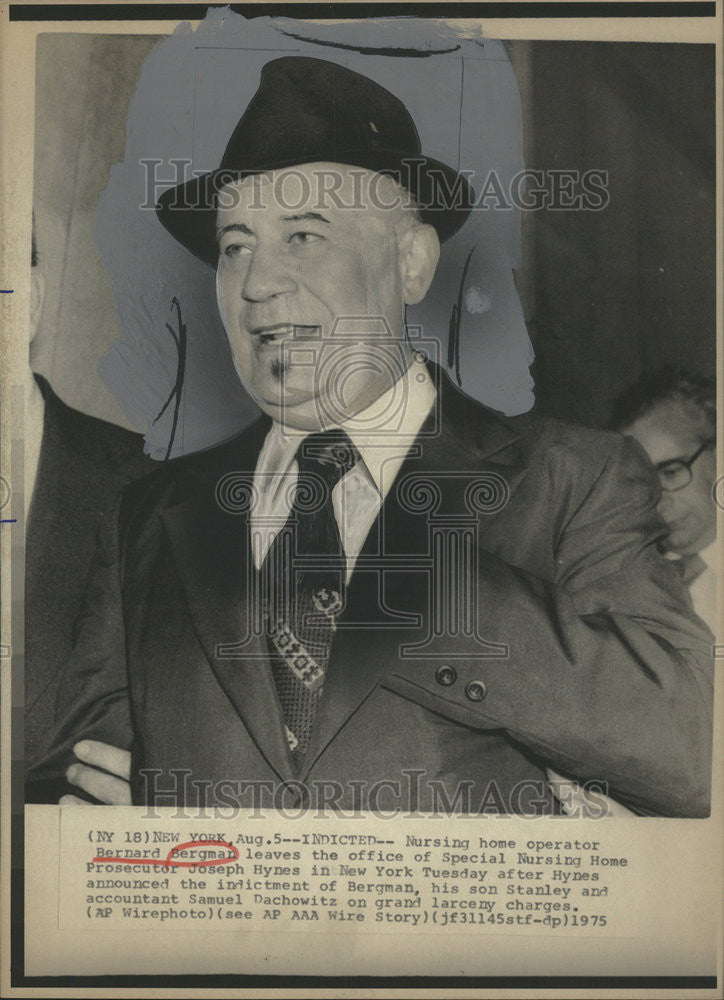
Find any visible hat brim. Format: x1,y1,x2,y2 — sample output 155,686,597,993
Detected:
156,151,475,267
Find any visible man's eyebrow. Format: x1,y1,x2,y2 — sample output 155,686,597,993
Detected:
216,222,254,239
282,212,330,224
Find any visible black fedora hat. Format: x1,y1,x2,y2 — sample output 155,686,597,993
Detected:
156,56,475,266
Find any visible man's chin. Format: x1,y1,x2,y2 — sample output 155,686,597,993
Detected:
255,392,325,431
241,373,314,411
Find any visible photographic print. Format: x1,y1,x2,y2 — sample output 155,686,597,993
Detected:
1,2,721,994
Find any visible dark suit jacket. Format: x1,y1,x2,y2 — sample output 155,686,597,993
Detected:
24,375,151,796
35,366,713,815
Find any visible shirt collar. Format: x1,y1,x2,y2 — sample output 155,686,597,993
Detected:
698,538,718,572
264,356,436,495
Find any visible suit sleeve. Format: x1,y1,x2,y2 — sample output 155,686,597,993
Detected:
388,435,713,817
477,436,713,816
25,492,134,802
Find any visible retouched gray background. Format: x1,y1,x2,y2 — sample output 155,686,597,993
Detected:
30,15,715,458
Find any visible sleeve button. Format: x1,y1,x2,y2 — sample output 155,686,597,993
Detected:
465,680,487,702
435,665,457,686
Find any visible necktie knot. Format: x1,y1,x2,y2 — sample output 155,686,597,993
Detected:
296,430,359,486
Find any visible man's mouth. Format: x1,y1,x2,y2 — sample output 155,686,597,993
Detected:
253,324,320,345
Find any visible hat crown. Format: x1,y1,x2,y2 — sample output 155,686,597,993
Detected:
219,56,422,174
155,55,474,265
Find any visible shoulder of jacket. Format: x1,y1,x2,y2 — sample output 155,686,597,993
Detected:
505,410,629,477
119,415,268,516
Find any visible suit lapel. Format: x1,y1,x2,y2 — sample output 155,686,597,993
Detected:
160,421,295,782
301,367,530,775
157,370,531,782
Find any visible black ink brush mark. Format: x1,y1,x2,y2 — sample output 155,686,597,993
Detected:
448,246,476,388
153,296,187,461
276,30,461,57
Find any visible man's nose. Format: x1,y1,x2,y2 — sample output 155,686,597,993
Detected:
241,245,297,302
657,490,677,520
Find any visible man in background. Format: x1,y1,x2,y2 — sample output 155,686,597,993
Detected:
25,222,151,799
551,368,718,816
611,369,717,635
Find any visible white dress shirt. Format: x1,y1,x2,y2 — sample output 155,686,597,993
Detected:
251,357,436,581
688,538,718,638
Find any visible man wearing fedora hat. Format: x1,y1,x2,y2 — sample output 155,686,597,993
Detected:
34,56,713,815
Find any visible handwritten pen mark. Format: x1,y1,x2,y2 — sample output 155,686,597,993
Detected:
276,30,461,57
93,839,239,870
153,296,187,462
447,245,476,387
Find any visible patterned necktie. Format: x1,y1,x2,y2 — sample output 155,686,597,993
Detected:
262,429,359,766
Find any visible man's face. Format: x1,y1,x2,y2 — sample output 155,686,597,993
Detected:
215,163,425,431
623,401,716,555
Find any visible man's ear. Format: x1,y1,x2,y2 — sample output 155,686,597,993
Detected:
398,223,440,305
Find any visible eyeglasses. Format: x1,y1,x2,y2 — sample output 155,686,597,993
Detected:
655,438,715,492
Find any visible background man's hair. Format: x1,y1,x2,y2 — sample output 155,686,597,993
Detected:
610,366,716,440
